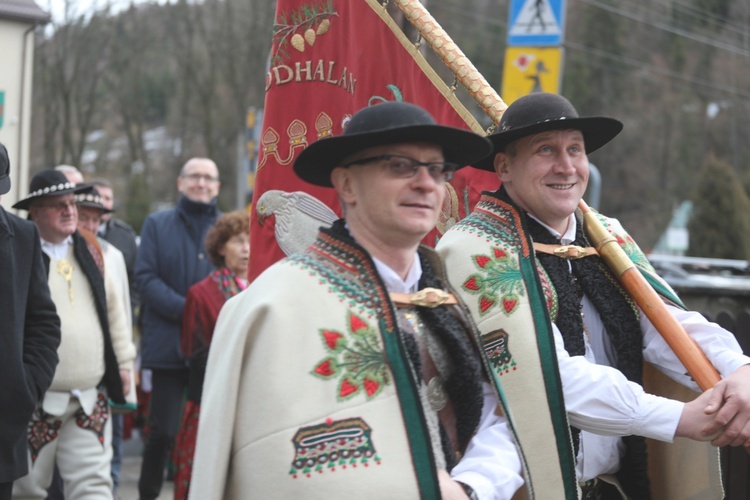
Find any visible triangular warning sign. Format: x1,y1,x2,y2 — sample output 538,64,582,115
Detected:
509,0,561,36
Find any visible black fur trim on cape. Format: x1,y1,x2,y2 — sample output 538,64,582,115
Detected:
525,215,651,500
417,252,484,467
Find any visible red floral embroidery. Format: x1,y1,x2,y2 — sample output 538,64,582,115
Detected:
312,312,390,401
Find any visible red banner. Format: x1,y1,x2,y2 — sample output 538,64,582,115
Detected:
249,0,497,281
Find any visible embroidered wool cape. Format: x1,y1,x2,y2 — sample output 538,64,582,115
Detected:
189,225,508,500
437,190,687,500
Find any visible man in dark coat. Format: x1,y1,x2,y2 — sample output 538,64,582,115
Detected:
0,144,61,500
136,157,220,500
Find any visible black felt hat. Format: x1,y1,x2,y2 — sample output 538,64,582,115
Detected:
293,101,492,187
0,143,10,196
76,186,113,214
473,92,624,171
12,169,88,210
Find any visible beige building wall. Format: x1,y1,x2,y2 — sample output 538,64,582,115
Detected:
0,18,40,208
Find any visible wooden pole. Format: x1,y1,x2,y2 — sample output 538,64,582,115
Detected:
579,199,721,391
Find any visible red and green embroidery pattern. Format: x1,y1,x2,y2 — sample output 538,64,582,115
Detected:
290,232,397,332
290,417,381,478
482,328,517,374
537,262,558,321
28,409,62,464
596,214,654,272
75,392,109,446
312,311,391,401
462,246,525,317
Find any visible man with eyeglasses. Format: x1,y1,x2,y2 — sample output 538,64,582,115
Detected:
189,102,524,500
11,169,135,499
136,158,221,500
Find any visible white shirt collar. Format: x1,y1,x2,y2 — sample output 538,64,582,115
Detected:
344,221,422,293
527,212,577,245
372,255,422,294
41,235,73,260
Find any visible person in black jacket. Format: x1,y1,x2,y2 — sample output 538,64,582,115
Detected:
0,144,61,500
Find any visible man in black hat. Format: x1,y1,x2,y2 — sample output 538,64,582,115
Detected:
189,101,524,500
0,145,61,500
11,169,136,499
438,92,750,499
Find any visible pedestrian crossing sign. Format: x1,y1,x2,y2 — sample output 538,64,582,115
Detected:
501,47,563,105
508,0,565,46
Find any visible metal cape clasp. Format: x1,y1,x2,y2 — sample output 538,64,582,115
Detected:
409,287,451,308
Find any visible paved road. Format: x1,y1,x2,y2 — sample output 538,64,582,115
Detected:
117,431,174,500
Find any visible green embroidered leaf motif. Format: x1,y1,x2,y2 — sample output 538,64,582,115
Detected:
464,248,525,316
312,311,391,402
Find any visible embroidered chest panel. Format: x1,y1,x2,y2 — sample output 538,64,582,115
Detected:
288,232,396,331
452,197,541,319
288,233,398,404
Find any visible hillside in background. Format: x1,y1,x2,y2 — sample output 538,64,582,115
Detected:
30,0,750,249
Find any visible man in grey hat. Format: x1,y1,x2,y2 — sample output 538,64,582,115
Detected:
0,145,61,500
190,101,524,500
438,92,750,499
11,169,136,500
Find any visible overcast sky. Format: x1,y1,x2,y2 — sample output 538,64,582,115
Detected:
43,0,167,24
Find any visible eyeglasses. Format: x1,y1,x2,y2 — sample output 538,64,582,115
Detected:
36,199,77,211
182,173,219,183
343,154,458,183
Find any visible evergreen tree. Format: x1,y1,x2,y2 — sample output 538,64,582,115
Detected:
125,171,151,234
687,156,750,260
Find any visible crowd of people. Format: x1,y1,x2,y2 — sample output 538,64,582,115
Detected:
2,92,750,500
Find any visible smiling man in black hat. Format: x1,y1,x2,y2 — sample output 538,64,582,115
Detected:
189,101,524,500
11,169,136,499
438,92,750,499
0,145,61,500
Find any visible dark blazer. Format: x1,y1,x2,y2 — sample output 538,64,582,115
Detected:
0,206,60,482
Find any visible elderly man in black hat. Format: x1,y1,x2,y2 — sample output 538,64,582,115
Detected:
0,146,61,500
11,170,136,500
438,92,750,499
189,102,524,500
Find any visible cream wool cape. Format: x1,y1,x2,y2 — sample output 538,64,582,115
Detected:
436,191,696,500
189,227,503,500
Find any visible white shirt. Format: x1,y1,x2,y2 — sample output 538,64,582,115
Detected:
41,235,73,260
373,253,523,499
537,213,750,481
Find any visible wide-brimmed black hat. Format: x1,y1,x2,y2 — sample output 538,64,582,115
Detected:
0,143,10,196
12,169,88,210
473,92,624,171
294,101,492,187
76,186,113,214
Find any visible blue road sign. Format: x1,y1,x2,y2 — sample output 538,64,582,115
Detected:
507,0,565,46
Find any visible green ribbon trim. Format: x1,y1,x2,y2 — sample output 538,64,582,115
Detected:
378,316,439,498
522,257,579,500
640,268,686,310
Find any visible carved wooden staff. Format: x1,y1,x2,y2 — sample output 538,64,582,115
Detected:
391,0,723,391
579,200,721,391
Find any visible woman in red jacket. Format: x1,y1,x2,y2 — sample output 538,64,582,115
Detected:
173,210,250,500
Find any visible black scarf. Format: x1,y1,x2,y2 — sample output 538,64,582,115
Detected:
502,191,650,499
